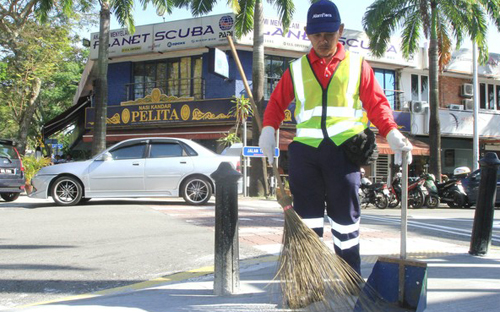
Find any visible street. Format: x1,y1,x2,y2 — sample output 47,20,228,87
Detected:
0,195,498,309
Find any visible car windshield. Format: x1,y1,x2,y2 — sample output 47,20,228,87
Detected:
0,144,18,160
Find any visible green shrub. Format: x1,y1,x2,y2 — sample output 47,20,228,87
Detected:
22,155,51,184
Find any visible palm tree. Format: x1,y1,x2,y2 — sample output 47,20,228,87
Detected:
176,0,294,196
362,0,500,181
91,0,175,156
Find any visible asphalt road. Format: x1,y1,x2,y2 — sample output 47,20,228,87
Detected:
0,195,498,309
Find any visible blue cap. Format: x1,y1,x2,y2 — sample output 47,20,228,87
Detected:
306,0,341,35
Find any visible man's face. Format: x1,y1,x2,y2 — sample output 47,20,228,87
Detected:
306,24,344,59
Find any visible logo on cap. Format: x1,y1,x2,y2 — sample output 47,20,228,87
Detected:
312,13,332,19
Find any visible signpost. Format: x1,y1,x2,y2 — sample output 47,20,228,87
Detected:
242,146,279,158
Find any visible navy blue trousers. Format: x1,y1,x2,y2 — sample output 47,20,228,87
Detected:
288,139,361,274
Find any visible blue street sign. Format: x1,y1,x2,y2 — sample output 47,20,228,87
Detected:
243,146,279,158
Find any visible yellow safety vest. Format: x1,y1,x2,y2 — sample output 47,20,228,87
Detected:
290,51,367,147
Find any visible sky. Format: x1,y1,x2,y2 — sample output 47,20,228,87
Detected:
79,0,500,54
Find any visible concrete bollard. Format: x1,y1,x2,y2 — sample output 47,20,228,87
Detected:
211,162,242,295
469,152,500,256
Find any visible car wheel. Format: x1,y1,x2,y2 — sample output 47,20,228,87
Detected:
51,176,82,206
182,176,212,205
1,192,20,202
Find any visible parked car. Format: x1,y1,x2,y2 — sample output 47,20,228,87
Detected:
461,168,500,207
29,138,241,206
0,139,25,202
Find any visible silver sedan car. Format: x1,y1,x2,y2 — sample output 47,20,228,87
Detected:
29,138,241,206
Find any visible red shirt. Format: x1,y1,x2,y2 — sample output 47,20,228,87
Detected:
263,43,397,138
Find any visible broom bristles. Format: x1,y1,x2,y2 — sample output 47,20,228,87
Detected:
276,195,384,311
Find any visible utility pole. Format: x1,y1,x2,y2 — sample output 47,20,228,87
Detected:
472,42,480,171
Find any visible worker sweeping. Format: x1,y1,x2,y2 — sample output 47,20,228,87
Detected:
259,0,413,275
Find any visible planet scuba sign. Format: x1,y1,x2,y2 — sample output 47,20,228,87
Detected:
89,14,235,59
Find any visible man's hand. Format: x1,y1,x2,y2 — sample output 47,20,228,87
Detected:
259,126,276,165
386,129,413,165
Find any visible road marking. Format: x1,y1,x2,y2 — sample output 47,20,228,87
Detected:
364,215,500,242
15,255,279,309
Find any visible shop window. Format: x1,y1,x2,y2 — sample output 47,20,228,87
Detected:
497,85,500,110
444,149,455,167
479,83,500,111
130,57,203,100
264,55,296,99
374,68,398,110
411,74,429,103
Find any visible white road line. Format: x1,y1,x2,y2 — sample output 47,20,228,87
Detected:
363,215,500,243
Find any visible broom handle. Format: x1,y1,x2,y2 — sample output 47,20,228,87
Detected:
401,149,409,260
226,36,287,198
227,36,262,131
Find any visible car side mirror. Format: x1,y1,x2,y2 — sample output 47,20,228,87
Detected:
97,152,113,161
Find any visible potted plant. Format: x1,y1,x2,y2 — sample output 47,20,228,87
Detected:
21,155,51,194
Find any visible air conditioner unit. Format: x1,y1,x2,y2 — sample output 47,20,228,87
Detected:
460,83,473,98
411,101,429,114
462,99,474,110
448,104,464,111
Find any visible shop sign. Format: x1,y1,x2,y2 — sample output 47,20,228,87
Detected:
236,18,417,67
89,14,235,59
444,48,500,78
411,108,500,137
85,89,236,128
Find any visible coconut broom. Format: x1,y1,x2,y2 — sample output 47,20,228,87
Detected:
226,36,383,311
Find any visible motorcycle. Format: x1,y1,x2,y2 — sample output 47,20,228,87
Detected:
422,173,440,208
359,170,390,209
388,173,428,208
437,166,470,208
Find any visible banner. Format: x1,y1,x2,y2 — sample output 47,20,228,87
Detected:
90,14,235,59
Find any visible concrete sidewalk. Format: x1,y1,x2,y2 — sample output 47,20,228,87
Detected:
5,238,500,312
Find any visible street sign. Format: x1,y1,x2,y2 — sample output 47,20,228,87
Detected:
242,146,279,158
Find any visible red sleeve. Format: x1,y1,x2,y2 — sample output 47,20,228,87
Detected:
359,60,398,137
262,69,295,130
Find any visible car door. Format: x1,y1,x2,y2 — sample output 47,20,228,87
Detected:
144,140,194,193
87,141,147,194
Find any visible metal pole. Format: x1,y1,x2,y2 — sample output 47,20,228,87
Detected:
472,42,480,171
401,150,409,260
243,119,248,197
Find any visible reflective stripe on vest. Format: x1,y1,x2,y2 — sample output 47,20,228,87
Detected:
290,51,366,147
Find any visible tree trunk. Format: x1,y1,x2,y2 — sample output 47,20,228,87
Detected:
249,0,268,197
428,3,442,181
91,4,111,156
16,78,41,155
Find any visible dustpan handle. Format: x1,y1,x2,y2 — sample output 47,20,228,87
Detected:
401,149,409,260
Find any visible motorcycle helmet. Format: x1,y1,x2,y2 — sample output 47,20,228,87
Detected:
454,166,471,178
